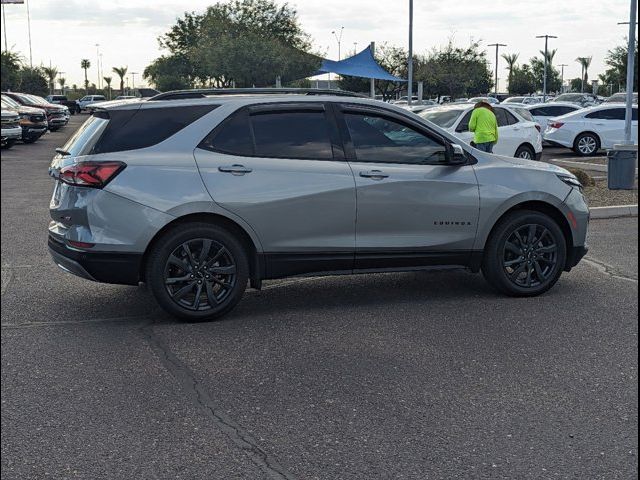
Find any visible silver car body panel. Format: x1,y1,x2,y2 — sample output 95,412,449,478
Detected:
47,94,589,284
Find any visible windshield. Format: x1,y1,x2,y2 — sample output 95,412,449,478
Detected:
57,115,109,158
419,108,464,128
1,95,20,108
554,94,583,102
504,97,524,103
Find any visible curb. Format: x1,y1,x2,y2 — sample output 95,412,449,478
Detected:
548,158,639,175
590,204,638,219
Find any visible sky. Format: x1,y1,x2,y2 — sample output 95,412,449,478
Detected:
1,0,637,91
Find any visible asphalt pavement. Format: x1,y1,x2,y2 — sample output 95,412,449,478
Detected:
2,116,638,480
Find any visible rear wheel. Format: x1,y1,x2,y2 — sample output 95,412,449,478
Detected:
482,210,567,296
573,132,600,156
145,223,249,321
514,144,536,160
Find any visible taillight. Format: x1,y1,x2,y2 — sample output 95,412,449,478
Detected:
60,161,125,188
549,122,564,129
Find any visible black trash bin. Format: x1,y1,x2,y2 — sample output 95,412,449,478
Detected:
607,146,637,190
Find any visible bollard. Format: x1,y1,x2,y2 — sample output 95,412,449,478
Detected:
607,144,638,190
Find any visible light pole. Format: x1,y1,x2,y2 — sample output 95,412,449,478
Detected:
130,72,138,92
95,44,101,90
618,3,638,144
407,0,414,106
353,42,358,56
331,26,344,60
488,43,507,95
559,64,568,93
536,34,557,102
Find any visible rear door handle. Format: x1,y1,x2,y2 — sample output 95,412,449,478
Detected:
218,164,253,175
359,170,389,180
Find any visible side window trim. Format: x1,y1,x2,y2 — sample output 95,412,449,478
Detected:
334,103,449,166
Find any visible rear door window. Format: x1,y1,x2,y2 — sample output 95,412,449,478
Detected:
586,108,626,120
250,110,333,160
494,108,512,127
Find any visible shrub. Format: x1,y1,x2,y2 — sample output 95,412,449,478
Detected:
568,168,595,187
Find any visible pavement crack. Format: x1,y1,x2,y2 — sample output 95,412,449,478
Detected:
583,256,638,283
141,324,296,480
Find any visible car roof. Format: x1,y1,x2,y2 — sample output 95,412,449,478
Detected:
525,102,581,109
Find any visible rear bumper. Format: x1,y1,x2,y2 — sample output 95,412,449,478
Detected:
48,234,142,285
535,151,543,161
565,245,589,271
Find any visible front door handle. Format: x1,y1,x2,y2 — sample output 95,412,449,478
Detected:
218,164,253,175
359,170,389,180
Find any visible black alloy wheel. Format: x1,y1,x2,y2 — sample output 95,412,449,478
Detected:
163,238,237,311
502,224,558,288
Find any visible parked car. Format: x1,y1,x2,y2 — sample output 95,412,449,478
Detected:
525,102,582,130
405,101,438,114
47,90,589,321
1,108,22,148
550,93,599,108
1,94,48,143
45,95,81,114
3,92,69,130
76,95,106,112
604,92,638,104
419,104,543,159
543,104,639,156
502,96,544,105
467,96,500,105
114,95,137,100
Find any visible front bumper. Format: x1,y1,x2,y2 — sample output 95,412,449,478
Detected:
22,125,47,140
48,234,142,285
1,126,23,141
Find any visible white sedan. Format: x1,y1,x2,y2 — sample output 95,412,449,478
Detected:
543,104,638,156
418,104,543,160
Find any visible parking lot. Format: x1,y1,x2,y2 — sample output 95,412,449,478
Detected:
1,115,638,479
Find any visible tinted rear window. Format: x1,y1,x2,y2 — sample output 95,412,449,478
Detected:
92,105,217,154
419,108,464,128
585,108,626,120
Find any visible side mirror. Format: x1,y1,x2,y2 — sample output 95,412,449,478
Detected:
445,143,467,165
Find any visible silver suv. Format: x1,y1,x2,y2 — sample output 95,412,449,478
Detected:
48,89,589,321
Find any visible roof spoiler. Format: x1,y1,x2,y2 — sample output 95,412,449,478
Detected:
148,88,366,101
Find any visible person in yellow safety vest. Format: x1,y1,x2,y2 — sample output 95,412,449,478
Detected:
469,101,499,153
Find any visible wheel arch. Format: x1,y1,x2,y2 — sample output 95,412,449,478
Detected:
475,200,574,272
515,142,536,157
139,212,263,284
573,130,602,150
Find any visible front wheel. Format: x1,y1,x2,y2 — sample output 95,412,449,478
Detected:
482,210,567,296
145,223,249,321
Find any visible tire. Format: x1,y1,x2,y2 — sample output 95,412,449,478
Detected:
514,144,536,160
482,210,567,297
1,139,17,149
573,132,600,157
49,127,60,132
145,222,249,321
22,137,38,144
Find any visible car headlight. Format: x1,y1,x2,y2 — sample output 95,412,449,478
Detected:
557,174,583,191
19,113,30,119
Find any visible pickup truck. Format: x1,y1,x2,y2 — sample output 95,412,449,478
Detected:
45,95,80,114
76,95,106,112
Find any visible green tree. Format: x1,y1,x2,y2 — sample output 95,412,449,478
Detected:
530,56,562,93
501,52,519,91
112,66,128,94
103,76,112,98
19,67,48,96
42,66,58,95
508,65,536,94
149,0,320,89
415,40,493,99
1,51,22,91
575,56,592,92
599,39,638,93
569,78,583,92
58,77,66,93
80,59,91,93
538,48,557,66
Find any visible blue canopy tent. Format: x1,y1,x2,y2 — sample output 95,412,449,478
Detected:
315,45,406,83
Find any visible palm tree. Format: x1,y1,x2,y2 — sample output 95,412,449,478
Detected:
58,77,66,94
103,76,113,99
539,48,557,66
42,66,58,95
501,53,519,91
575,57,593,93
80,59,91,94
112,66,128,95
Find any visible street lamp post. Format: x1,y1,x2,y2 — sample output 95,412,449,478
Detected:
95,43,101,90
536,34,557,102
618,2,638,144
488,43,507,95
130,72,138,93
559,64,568,93
331,26,344,60
407,0,414,106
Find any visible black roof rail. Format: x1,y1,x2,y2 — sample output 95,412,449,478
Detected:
148,88,366,101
